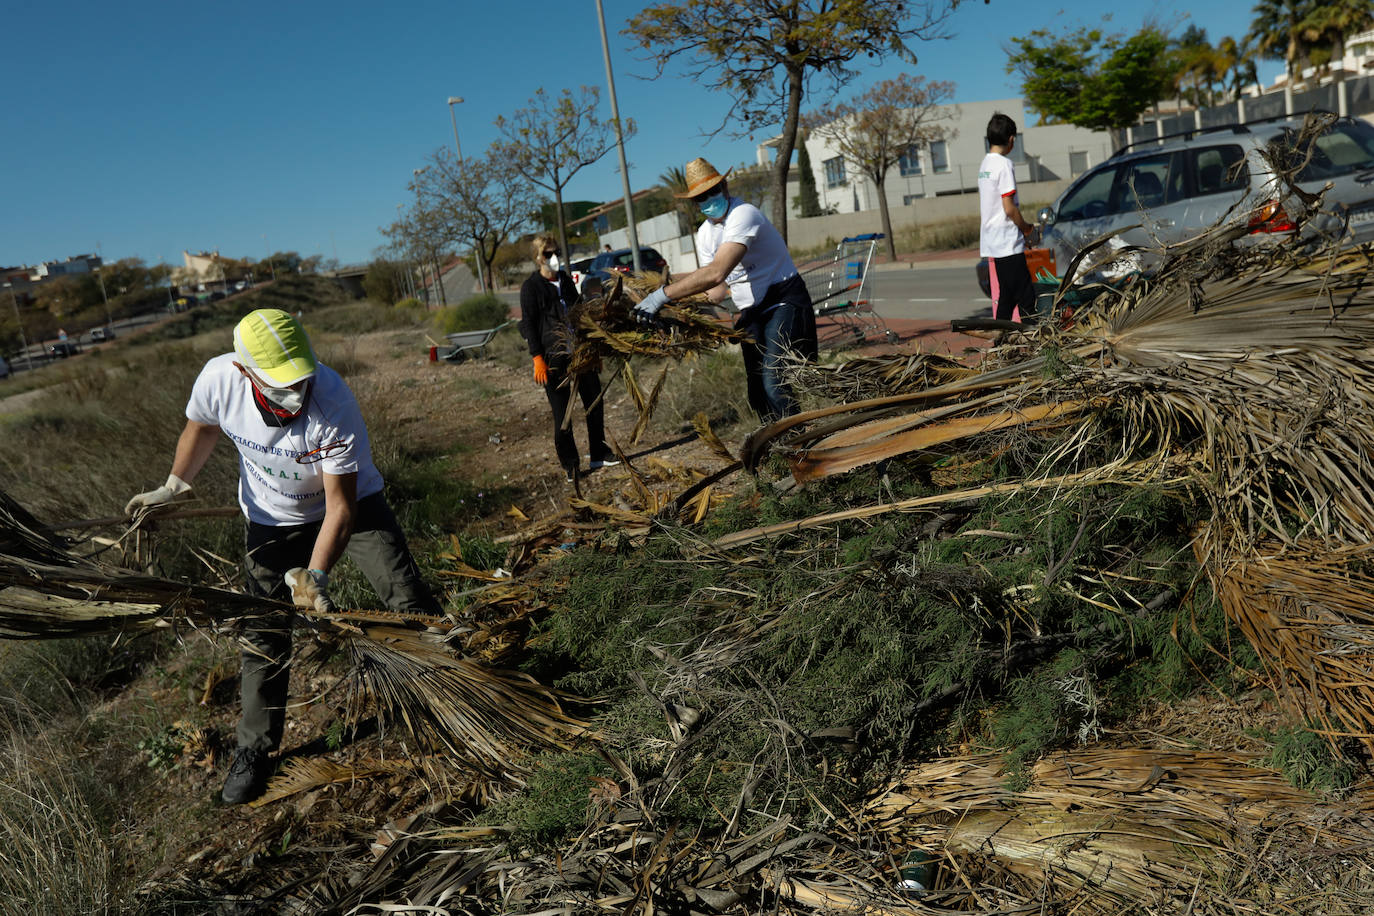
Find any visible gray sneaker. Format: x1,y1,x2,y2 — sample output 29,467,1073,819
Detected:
221,746,273,805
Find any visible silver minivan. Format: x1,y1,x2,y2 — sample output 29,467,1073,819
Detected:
1040,115,1374,281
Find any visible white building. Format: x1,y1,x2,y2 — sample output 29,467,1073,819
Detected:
32,253,101,279
761,98,1113,220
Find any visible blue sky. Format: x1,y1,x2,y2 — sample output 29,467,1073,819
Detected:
0,0,1274,268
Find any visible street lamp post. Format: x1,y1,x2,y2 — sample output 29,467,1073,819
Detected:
446,96,464,164
95,266,113,329
4,283,34,372
594,0,641,271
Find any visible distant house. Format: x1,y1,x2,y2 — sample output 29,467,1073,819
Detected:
32,253,101,280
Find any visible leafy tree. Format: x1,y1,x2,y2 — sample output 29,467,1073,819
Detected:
362,259,408,305
492,87,631,259
413,147,538,295
793,130,823,219
1007,26,1173,133
626,0,957,245
806,74,955,260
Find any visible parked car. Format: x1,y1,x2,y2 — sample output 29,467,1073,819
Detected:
48,341,81,359
569,256,595,291
89,326,116,342
1035,113,1374,286
580,246,669,295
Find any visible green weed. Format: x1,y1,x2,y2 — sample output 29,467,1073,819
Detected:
1260,723,1357,796
480,752,614,852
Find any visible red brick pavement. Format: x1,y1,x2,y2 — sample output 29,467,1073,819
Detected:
816,314,989,360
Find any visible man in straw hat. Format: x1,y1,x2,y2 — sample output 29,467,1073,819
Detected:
634,157,818,422
126,308,441,804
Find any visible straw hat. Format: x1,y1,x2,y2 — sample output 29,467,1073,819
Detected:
674,157,731,199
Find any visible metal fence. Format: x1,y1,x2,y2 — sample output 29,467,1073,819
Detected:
1246,93,1286,121
1349,76,1374,116
1200,103,1238,127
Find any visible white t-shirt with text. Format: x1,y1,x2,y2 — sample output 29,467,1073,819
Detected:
695,198,797,310
185,353,385,526
978,152,1025,258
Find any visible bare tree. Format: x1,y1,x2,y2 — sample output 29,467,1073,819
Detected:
806,74,956,261
383,200,447,306
493,87,632,257
414,148,539,295
627,0,957,245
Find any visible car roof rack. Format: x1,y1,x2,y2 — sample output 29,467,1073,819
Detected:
1109,109,1341,160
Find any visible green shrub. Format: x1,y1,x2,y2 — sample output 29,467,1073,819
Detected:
433,295,511,335
1260,723,1357,795
480,752,614,851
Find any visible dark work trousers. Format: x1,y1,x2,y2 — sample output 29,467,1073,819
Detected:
991,252,1035,321
737,274,819,423
238,490,441,753
543,362,606,476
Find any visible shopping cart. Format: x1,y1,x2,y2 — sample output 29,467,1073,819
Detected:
798,233,898,348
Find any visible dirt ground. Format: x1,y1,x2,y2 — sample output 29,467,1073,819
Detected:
338,327,754,530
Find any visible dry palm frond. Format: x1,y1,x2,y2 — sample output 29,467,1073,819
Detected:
692,411,735,463
866,746,1374,913
253,755,426,807
0,489,585,780
1199,530,1374,752
740,229,1374,554
558,273,748,442
564,272,745,375
788,350,979,402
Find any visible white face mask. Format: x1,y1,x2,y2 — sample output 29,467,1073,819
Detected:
244,366,310,415
262,384,307,414
546,254,561,273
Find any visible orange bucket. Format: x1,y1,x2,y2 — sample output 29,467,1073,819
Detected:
1025,247,1057,282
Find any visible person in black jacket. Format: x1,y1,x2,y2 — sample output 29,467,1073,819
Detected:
518,234,617,482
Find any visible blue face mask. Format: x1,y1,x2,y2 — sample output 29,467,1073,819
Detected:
698,192,729,220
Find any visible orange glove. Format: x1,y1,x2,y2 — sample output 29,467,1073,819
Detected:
532,354,548,385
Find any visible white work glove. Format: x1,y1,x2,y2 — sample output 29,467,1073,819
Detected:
125,473,193,516
633,287,671,326
285,568,336,613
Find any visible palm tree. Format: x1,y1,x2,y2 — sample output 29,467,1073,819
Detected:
657,165,700,266
1297,0,1374,78
1217,36,1262,101
1248,0,1317,83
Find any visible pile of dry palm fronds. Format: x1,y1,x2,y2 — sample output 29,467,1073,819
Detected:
864,746,1374,914
0,489,585,784
558,272,748,443
564,271,745,376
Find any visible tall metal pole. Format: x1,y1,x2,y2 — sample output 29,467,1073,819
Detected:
447,96,464,164
95,267,112,329
594,0,641,272
5,284,33,372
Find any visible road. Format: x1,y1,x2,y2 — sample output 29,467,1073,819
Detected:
494,260,990,324
858,262,990,323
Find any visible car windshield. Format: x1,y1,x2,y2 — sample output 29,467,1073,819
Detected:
1270,121,1374,182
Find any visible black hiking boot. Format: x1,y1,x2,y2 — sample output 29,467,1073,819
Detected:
220,746,273,804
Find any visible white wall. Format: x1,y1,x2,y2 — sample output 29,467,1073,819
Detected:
599,211,698,275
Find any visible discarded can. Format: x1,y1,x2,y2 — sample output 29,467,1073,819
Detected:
898,850,935,892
